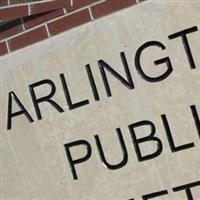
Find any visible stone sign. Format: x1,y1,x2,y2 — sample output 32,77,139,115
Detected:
1,1,200,199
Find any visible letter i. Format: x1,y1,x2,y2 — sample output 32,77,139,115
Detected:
85,64,100,101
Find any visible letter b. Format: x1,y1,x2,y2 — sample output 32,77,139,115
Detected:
128,120,163,161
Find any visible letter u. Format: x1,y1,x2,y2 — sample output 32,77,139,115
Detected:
94,128,128,169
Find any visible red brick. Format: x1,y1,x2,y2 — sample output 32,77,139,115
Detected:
10,0,41,4
0,42,8,56
0,6,28,20
0,0,8,7
8,26,48,51
91,0,137,19
30,0,66,15
65,0,99,12
24,9,64,29
0,19,24,40
48,9,91,36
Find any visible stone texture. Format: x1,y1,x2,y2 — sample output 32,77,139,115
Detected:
1,1,200,199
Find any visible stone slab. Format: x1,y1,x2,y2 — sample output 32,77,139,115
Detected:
1,1,200,199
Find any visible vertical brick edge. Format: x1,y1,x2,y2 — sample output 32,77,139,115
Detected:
91,0,137,19
0,42,8,56
48,9,91,36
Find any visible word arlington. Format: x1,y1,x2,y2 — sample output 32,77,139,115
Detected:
7,26,198,130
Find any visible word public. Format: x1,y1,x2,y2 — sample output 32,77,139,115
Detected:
64,105,200,180
7,26,198,130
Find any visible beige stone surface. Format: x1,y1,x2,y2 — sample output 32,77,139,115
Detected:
1,1,200,199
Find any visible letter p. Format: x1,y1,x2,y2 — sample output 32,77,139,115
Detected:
64,140,92,180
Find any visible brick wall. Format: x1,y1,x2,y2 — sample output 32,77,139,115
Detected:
0,0,145,56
